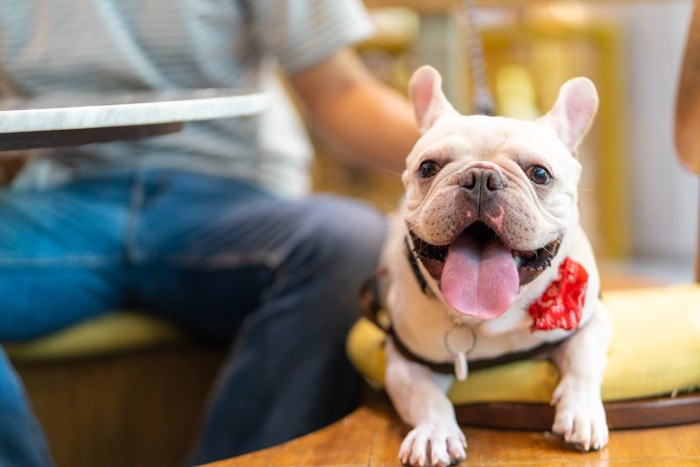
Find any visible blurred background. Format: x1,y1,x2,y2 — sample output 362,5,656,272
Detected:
313,0,698,285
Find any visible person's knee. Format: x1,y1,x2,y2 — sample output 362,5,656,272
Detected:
303,196,387,272
274,197,386,334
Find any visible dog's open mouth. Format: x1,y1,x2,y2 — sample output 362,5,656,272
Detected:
409,222,562,319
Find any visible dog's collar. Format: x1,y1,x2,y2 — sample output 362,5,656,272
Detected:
359,268,571,376
359,275,566,375
359,252,591,379
404,235,434,297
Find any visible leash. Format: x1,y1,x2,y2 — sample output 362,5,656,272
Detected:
459,0,496,116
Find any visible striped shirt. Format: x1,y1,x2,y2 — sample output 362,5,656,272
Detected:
0,0,375,197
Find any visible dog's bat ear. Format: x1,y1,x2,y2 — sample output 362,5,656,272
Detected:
408,65,458,134
539,77,599,155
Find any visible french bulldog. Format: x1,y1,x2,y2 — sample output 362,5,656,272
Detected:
378,66,612,466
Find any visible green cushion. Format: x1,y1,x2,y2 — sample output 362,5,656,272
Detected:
347,284,700,403
5,312,188,363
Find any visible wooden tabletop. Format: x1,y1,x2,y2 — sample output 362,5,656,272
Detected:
201,392,700,466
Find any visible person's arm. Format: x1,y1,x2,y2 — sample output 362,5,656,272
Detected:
288,48,420,174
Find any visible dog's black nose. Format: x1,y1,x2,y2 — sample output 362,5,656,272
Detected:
460,167,506,192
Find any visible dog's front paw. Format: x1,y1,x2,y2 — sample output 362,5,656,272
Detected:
551,377,609,451
399,421,466,467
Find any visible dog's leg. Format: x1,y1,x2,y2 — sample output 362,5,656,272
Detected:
385,339,466,467
549,302,612,451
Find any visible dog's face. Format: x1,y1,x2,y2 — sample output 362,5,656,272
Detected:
402,66,598,321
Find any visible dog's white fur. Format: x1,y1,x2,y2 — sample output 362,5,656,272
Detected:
381,66,612,466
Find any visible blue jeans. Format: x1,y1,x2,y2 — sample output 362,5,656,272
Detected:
0,168,386,466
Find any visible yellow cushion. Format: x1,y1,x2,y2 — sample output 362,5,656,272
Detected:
347,284,700,404
5,312,188,363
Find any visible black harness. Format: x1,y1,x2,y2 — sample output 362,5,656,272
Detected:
358,237,566,376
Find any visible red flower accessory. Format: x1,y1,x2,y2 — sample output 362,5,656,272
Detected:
528,258,588,332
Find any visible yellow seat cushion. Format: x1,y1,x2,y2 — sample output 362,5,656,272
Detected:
347,284,700,404
5,312,188,363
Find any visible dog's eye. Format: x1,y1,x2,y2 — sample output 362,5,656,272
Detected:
527,165,551,185
419,160,440,179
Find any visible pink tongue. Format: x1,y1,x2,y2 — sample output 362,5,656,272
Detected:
440,233,519,319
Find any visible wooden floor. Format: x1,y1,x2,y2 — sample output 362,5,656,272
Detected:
203,265,700,467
